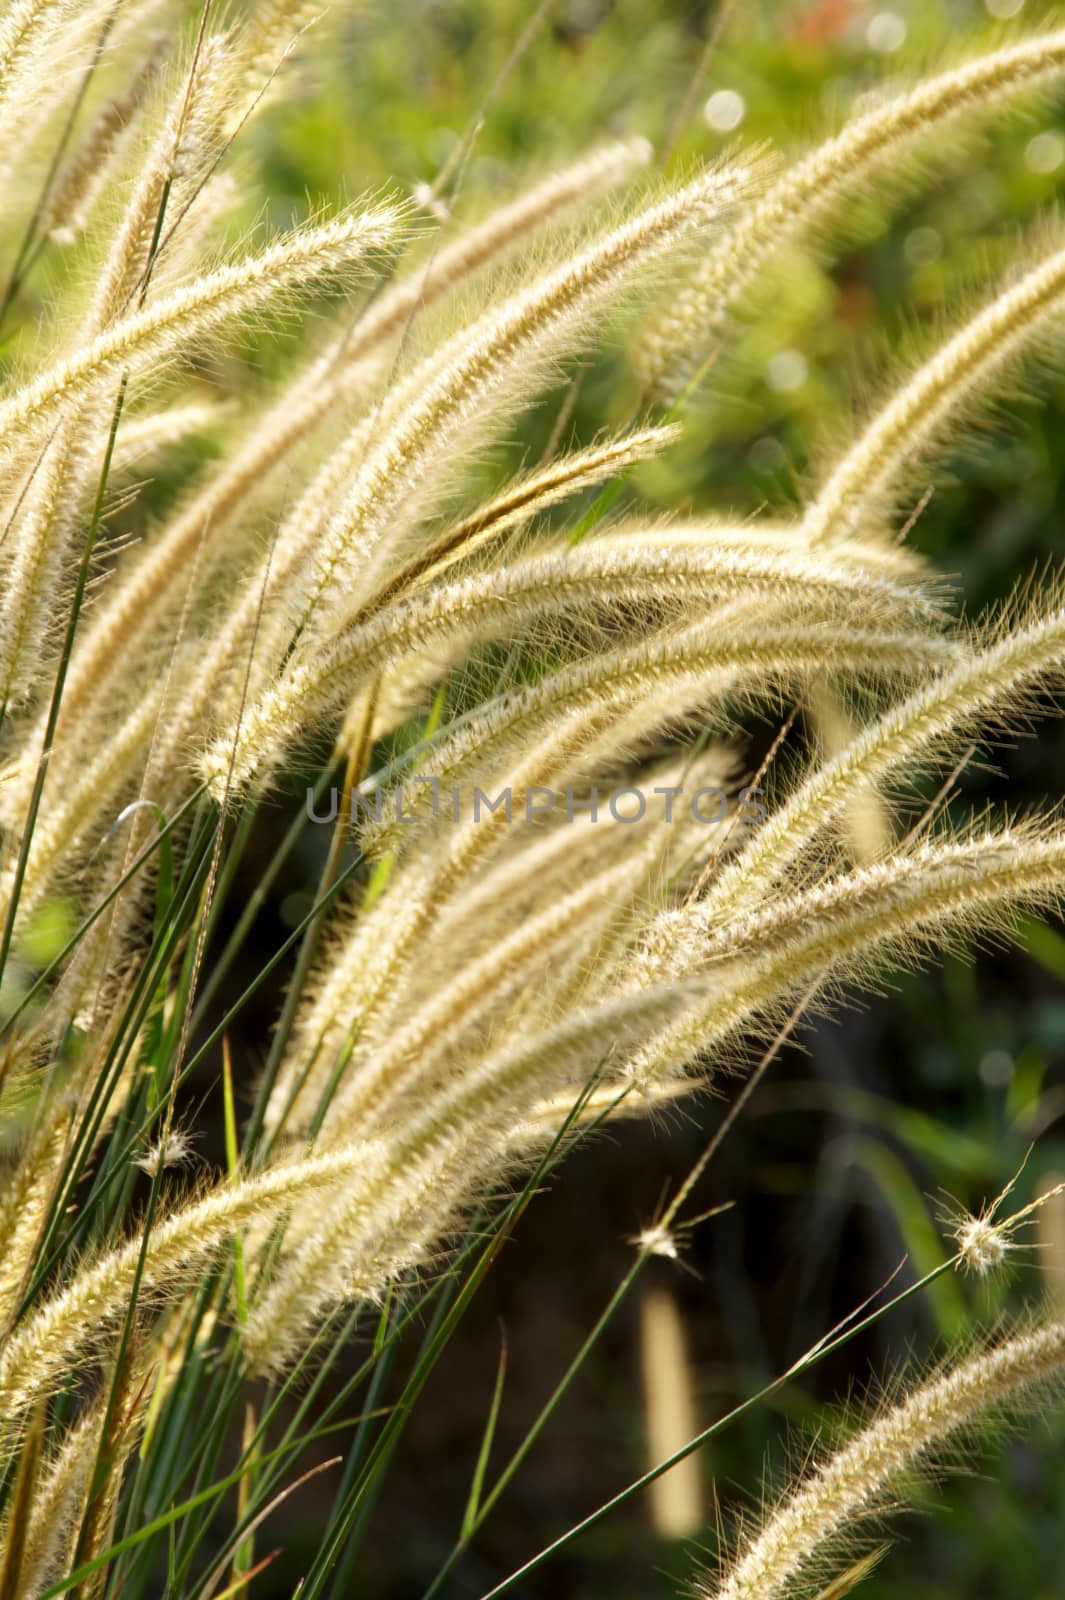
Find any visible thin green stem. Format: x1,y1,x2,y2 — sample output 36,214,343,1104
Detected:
476,1258,960,1600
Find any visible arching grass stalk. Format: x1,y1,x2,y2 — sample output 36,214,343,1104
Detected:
7,10,1065,1597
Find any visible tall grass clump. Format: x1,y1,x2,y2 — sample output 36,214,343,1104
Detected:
3,4,1065,1596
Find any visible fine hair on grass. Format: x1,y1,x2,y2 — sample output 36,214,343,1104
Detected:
3,5,1065,1598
